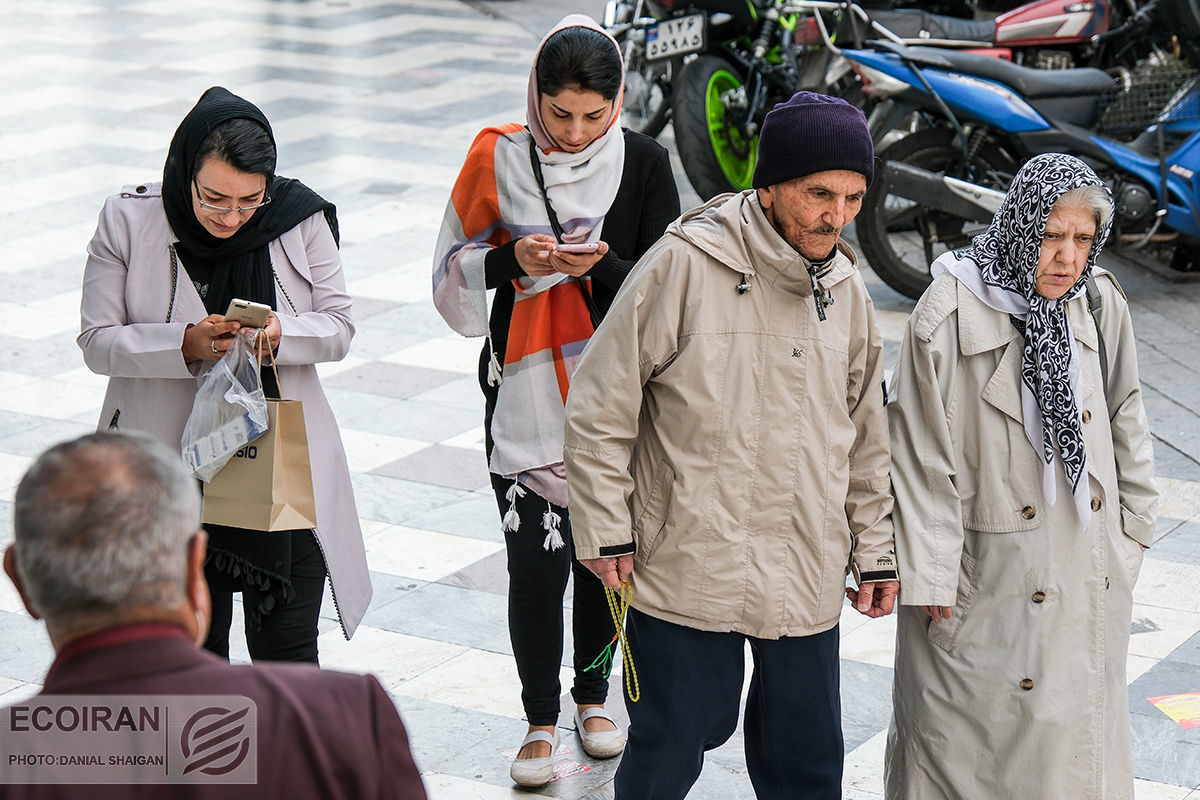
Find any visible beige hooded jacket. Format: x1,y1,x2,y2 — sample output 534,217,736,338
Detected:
564,190,895,639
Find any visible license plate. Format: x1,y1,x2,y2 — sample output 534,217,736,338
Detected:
646,13,705,61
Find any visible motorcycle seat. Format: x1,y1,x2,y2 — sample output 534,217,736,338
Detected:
896,44,1114,100
866,9,997,44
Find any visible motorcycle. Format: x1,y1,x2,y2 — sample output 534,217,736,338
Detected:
655,0,1141,200
839,0,1200,299
602,0,984,137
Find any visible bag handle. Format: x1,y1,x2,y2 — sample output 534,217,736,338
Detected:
253,329,283,400
527,135,603,330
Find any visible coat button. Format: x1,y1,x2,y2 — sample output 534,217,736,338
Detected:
1032,591,1046,603
1021,505,1037,520
1082,409,1092,423
1091,497,1102,512
1020,678,1035,690
135,184,147,194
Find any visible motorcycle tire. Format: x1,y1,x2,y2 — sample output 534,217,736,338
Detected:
614,27,675,138
857,127,1019,300
672,55,758,200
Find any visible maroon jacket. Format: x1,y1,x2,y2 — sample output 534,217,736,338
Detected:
1,625,427,800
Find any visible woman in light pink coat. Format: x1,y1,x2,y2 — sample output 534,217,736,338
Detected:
79,87,370,661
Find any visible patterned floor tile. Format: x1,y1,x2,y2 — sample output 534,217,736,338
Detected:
372,443,491,491
364,522,503,581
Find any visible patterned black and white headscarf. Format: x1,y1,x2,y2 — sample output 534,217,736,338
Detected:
932,153,1113,524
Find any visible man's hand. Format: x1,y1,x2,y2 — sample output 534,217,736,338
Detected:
844,580,900,617
581,554,634,589
921,605,954,622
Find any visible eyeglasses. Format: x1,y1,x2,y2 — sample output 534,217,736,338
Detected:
193,177,272,214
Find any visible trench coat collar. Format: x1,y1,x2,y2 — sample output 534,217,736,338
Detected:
965,279,1099,424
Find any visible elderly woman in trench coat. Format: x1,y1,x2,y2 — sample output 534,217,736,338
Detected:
884,153,1158,799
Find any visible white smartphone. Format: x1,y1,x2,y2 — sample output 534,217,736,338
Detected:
555,242,600,254
224,298,271,328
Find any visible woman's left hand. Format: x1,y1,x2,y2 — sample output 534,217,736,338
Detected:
263,312,281,353
550,241,609,277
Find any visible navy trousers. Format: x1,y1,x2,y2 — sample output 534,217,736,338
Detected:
615,608,843,800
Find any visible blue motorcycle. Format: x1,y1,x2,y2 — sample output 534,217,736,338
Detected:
839,0,1200,299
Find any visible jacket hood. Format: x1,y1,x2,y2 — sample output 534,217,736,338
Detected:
665,190,859,294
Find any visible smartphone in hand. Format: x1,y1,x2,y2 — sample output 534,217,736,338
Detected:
224,298,271,328
555,242,600,254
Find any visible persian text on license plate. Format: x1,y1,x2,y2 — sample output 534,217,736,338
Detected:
646,13,705,61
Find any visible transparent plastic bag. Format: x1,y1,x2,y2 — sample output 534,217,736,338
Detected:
181,329,270,482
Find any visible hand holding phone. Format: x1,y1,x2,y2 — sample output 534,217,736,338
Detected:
224,298,272,328
555,242,600,254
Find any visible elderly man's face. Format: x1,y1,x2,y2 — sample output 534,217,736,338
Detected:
758,170,867,261
1035,201,1097,300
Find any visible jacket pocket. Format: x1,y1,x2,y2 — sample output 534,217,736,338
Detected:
926,550,977,655
633,460,674,566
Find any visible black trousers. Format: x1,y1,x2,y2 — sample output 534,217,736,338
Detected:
615,608,844,800
491,474,617,726
203,531,327,664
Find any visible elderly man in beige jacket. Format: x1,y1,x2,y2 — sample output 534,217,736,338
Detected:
564,91,898,800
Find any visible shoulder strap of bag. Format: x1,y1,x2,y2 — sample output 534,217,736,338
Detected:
527,135,603,330
1085,273,1109,400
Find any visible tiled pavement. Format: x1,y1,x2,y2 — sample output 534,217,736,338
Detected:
3,1,1200,797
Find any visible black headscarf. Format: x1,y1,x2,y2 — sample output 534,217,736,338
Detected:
163,86,339,319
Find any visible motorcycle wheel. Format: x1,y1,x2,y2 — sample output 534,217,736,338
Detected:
857,127,1018,300
615,27,675,137
673,55,758,200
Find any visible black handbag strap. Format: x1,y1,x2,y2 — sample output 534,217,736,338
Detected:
527,136,603,329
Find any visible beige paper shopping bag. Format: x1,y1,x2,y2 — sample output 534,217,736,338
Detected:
202,398,317,531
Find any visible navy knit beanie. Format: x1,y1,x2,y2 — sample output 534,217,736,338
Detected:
751,91,874,189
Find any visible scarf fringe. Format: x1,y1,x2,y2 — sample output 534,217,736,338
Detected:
542,504,564,551
502,480,526,532
486,336,503,387
205,548,297,632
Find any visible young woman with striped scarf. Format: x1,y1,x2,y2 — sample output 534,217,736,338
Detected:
432,15,680,787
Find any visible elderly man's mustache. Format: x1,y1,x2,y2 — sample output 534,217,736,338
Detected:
811,225,840,235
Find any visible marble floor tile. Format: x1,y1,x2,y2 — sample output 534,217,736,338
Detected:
420,773,520,800
372,443,491,492
1135,558,1200,613
366,580,513,655
382,335,482,376
346,396,482,443
322,360,462,400
1130,605,1200,660
840,613,897,669
1131,653,1164,685
1159,477,1200,521
0,452,35,500
0,377,104,421
438,549,509,597
351,472,474,527
844,729,888,797
393,647,571,721
402,491,505,543
1152,521,1200,566
317,624,468,692
338,427,427,473
1135,778,1196,799
364,523,504,582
